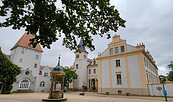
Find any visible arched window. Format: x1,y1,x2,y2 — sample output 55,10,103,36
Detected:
19,79,30,89
40,81,45,87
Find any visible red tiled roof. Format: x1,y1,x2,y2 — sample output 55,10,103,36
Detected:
39,65,53,71
39,65,53,75
11,32,43,52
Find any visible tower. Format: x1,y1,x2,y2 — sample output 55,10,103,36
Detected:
11,32,43,92
73,39,90,89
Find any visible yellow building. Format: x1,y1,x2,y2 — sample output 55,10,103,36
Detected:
71,35,159,95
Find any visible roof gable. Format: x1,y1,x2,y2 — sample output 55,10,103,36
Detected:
11,32,43,52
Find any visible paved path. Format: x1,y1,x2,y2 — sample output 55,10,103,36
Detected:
0,92,173,102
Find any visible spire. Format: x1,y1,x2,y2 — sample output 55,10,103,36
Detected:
78,39,87,52
58,54,60,66
51,54,65,74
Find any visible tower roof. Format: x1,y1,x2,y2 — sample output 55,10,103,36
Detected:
51,55,65,75
75,39,88,53
11,32,43,52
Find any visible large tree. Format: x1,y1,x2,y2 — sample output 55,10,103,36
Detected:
167,61,173,81
0,0,125,50
0,48,21,94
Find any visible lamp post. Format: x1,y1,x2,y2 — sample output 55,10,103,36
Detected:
160,76,168,101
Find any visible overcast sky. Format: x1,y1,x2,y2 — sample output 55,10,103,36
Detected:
0,0,173,75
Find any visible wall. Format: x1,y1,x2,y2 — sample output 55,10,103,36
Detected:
128,55,142,88
12,69,36,92
73,52,89,89
148,83,173,96
111,57,128,88
101,60,110,88
35,76,51,91
11,46,42,78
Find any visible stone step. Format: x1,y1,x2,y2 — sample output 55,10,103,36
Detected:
16,89,33,93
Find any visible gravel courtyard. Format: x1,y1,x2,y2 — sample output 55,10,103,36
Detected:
0,92,173,102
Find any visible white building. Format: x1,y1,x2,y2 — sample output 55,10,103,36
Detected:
10,33,51,92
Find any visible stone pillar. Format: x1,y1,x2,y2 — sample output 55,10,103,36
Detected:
54,75,57,90
61,75,64,91
49,75,54,99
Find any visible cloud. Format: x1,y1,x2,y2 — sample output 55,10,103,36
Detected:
0,0,173,75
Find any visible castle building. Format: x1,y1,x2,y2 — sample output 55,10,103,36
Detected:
8,32,159,95
72,35,159,95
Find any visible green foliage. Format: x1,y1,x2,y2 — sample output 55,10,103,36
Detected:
159,75,166,83
167,61,173,81
167,71,173,81
167,61,173,71
0,48,21,94
56,66,77,89
0,0,125,51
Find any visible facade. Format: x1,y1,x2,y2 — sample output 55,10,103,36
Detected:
73,39,92,90
72,35,160,95
8,32,160,95
10,33,51,92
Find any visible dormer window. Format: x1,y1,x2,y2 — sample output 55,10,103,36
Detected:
94,61,96,65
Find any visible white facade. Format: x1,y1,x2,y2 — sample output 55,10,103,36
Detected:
11,46,42,78
73,52,90,89
35,66,51,91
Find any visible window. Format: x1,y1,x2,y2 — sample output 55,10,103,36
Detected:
117,74,122,84
94,69,96,74
115,47,119,54
76,64,78,69
110,48,113,55
21,50,24,54
19,59,23,62
93,61,96,65
89,69,91,74
40,81,45,87
89,80,90,88
116,60,120,67
121,46,125,52
84,55,86,59
76,55,79,59
34,63,37,68
35,55,39,59
44,72,48,77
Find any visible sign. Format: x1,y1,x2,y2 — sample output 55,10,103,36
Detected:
163,89,167,96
